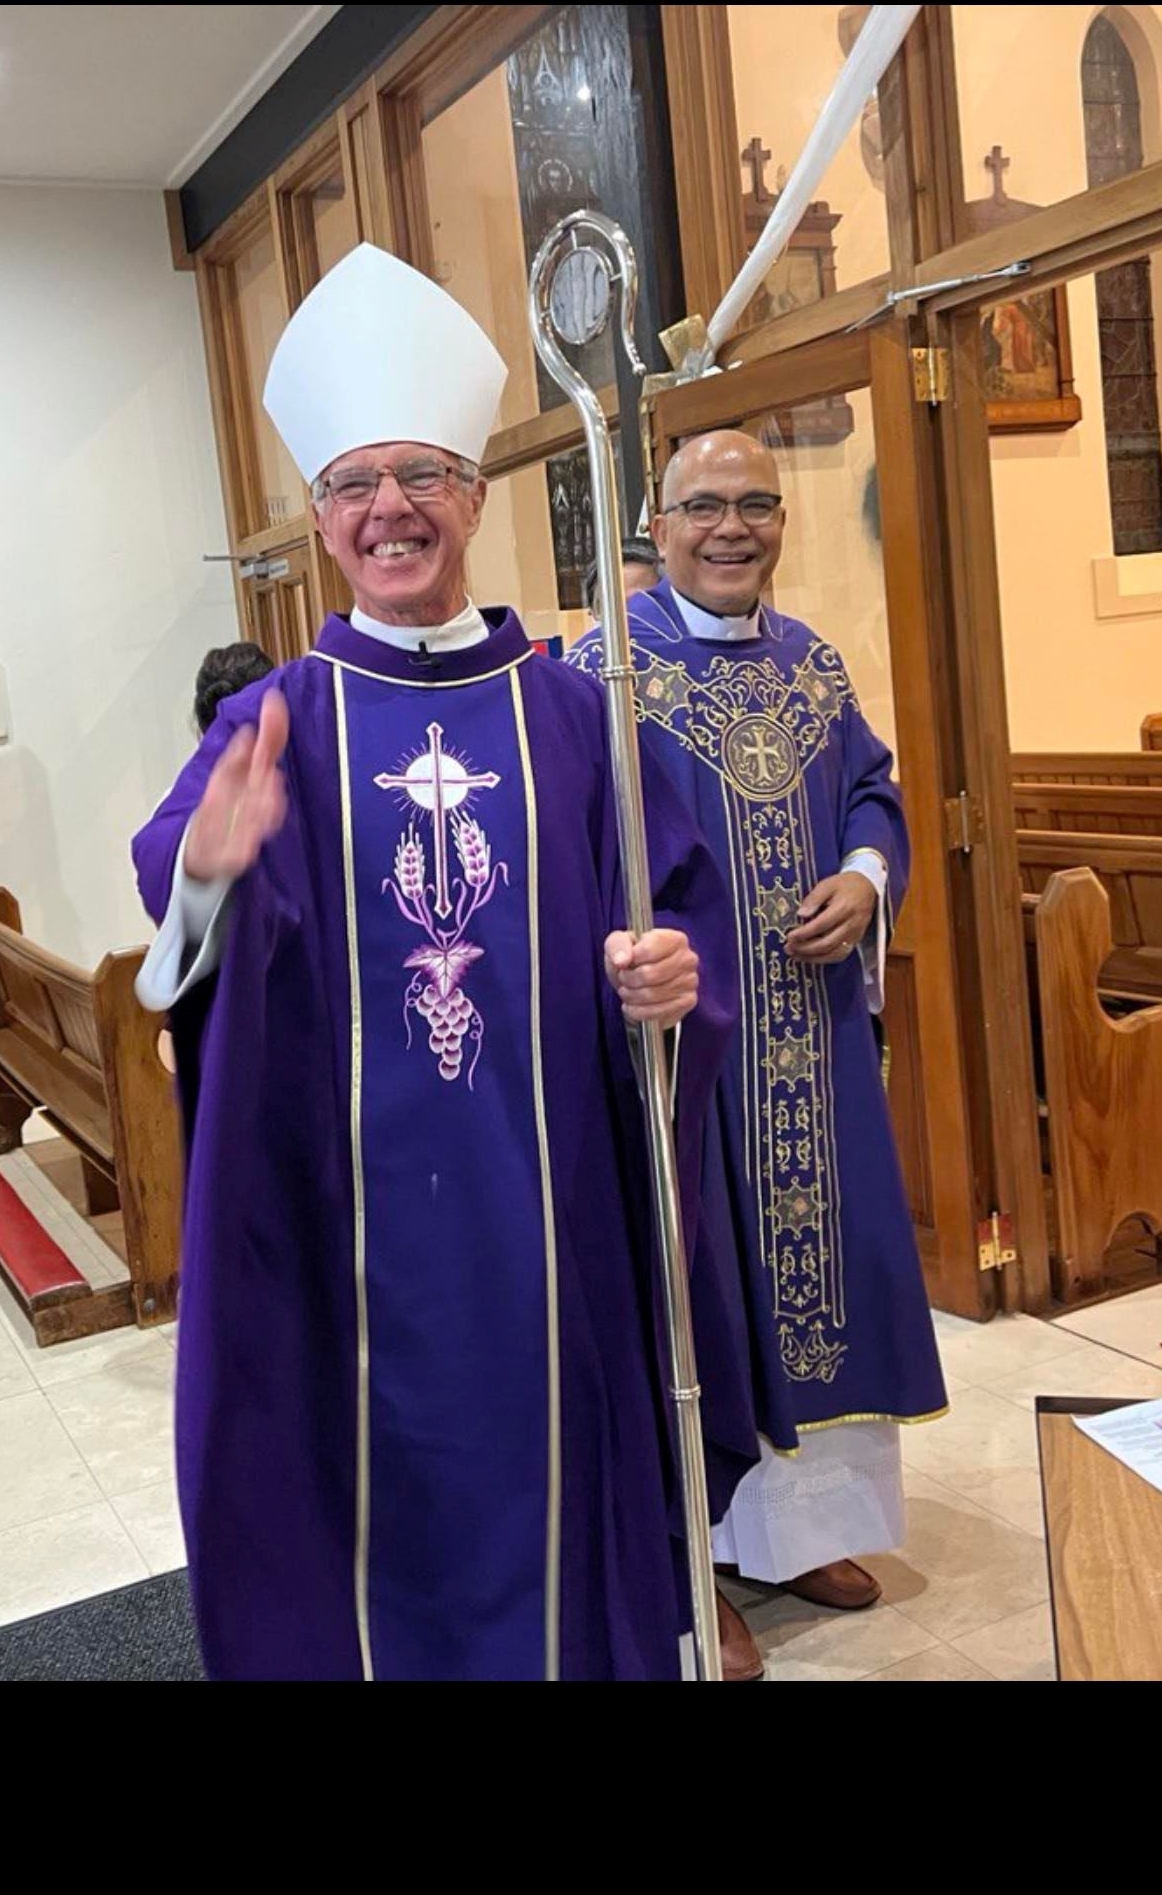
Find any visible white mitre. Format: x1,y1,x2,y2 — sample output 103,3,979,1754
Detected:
263,243,508,483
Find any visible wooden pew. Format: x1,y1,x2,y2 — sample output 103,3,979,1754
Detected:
1012,750,1162,787
0,891,181,1344
1034,868,1162,1301
1012,781,1162,836
1018,830,1162,1004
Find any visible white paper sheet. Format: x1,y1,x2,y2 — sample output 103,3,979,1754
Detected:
1072,1399,1162,1496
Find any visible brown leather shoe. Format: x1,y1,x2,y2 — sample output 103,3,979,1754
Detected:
783,1559,882,1611
716,1589,765,1681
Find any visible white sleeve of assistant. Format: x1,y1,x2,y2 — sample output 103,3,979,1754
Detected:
134,824,234,1013
841,848,888,1016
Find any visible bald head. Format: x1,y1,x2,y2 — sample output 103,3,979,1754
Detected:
655,429,786,617
660,429,780,509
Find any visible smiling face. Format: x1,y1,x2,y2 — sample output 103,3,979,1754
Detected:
314,441,487,627
653,430,785,617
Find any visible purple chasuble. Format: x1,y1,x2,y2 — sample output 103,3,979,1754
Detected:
570,582,946,1444
133,609,753,1682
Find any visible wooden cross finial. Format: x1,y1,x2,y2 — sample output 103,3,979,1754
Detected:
985,144,1011,204
742,136,773,204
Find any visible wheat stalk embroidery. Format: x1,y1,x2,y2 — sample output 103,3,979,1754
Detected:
384,816,507,1087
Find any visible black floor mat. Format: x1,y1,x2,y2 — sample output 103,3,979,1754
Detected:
0,1567,203,1681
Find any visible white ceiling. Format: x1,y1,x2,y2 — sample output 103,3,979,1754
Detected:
0,5,340,189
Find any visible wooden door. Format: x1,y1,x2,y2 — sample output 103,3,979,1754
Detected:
242,542,316,667
648,318,994,1316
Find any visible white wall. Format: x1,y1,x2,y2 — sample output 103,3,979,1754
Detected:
0,185,236,964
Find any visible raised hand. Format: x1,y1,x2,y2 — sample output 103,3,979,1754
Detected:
785,870,876,965
604,928,699,1029
185,690,290,884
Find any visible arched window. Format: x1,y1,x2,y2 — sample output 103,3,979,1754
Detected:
1083,12,1162,553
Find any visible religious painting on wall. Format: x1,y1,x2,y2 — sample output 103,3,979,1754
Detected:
503,6,633,610
979,287,1081,431
547,443,595,614
967,146,1082,435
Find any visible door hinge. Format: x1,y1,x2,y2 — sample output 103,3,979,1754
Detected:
978,1211,1017,1273
912,345,951,405
943,790,984,854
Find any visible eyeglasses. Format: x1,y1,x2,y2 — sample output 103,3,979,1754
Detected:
663,492,783,529
312,457,474,509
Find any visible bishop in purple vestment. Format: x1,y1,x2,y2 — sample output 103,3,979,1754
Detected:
570,431,947,1677
132,249,750,1682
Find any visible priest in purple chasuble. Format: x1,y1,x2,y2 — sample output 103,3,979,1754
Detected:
132,248,755,1683
569,430,947,1678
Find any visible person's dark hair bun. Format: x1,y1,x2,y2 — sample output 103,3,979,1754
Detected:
194,642,276,734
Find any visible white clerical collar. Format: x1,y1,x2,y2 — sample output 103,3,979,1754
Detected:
349,599,489,652
670,587,762,643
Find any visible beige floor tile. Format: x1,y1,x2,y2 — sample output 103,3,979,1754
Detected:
901,1385,1039,1493
862,1644,994,1682
902,1379,1038,1478
931,1310,978,1343
984,1341,1162,1412
938,1368,970,1397
0,1275,169,1391
0,1328,35,1401
112,1480,186,1575
0,1391,102,1530
733,1585,939,1681
957,1468,1047,1538
936,1314,1090,1389
0,1502,148,1628
1053,1284,1162,1369
864,1471,1048,1643
31,1328,167,1393
953,1602,1056,1681
46,1353,175,1498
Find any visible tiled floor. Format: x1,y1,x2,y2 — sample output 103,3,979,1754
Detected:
727,1301,1162,1681
1,1139,1160,1676
0,1133,182,1630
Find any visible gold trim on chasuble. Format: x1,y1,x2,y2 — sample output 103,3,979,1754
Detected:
334,664,374,1681
509,669,563,1683
635,639,858,1392
335,660,563,1683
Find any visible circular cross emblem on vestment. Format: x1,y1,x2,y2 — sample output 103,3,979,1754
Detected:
722,714,798,800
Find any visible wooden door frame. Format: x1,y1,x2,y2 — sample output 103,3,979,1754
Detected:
645,320,994,1317
659,4,746,324
868,318,997,1316
924,304,1052,1314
